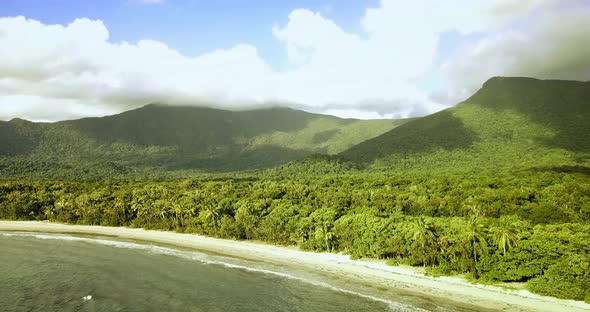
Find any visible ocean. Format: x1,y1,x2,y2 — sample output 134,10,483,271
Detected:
0,232,469,312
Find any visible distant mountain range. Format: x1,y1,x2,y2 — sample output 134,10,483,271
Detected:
0,104,404,178
1,77,588,179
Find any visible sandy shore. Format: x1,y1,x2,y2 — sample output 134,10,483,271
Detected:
1,221,588,312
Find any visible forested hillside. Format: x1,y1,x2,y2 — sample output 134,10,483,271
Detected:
339,77,590,173
0,105,403,178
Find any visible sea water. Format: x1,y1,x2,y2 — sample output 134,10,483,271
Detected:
0,232,471,312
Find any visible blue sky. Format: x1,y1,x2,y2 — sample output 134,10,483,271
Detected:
0,0,380,70
0,0,588,121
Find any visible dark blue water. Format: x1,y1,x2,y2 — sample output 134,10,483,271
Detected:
0,233,465,312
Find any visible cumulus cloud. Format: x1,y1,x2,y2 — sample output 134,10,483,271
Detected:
0,17,274,120
0,0,588,121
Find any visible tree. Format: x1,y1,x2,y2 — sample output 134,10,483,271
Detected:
412,216,437,267
528,254,590,301
490,216,520,256
462,215,488,275
311,208,338,252
200,204,221,229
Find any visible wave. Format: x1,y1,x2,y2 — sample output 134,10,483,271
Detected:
1,231,425,311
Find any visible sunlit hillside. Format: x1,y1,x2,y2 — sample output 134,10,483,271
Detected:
339,77,590,173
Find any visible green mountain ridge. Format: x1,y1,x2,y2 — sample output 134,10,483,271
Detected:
337,77,590,173
0,104,404,178
1,77,588,179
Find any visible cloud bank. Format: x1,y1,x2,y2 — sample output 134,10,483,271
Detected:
0,0,588,121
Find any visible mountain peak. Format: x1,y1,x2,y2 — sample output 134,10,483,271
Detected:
467,76,589,110
8,117,33,124
0,104,400,173
339,76,589,168
480,76,588,91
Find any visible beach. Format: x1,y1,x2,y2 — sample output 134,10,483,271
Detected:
1,221,588,312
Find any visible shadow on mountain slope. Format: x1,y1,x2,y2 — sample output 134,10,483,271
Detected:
468,77,590,153
530,165,590,177
63,105,331,148
166,145,314,172
338,110,477,165
337,77,589,169
312,129,340,144
0,120,40,156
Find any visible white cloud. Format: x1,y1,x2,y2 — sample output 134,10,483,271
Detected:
0,17,274,120
0,0,588,121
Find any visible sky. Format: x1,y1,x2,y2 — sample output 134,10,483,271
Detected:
0,0,589,121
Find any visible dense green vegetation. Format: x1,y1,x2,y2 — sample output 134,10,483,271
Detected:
0,105,402,177
1,77,589,302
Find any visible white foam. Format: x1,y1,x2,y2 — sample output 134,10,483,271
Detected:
1,232,176,253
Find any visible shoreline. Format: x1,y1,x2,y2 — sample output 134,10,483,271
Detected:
1,221,588,312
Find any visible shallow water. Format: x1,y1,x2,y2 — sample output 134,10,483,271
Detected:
0,232,468,312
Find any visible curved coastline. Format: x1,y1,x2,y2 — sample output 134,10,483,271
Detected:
1,221,589,312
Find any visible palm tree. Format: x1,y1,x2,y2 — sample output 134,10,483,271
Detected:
315,220,333,252
436,234,451,266
202,204,221,228
412,216,437,267
490,217,520,256
464,216,487,265
112,195,129,225
311,208,336,252
170,202,184,227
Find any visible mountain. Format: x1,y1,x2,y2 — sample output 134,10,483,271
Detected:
2,77,587,179
0,105,405,178
338,77,590,173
